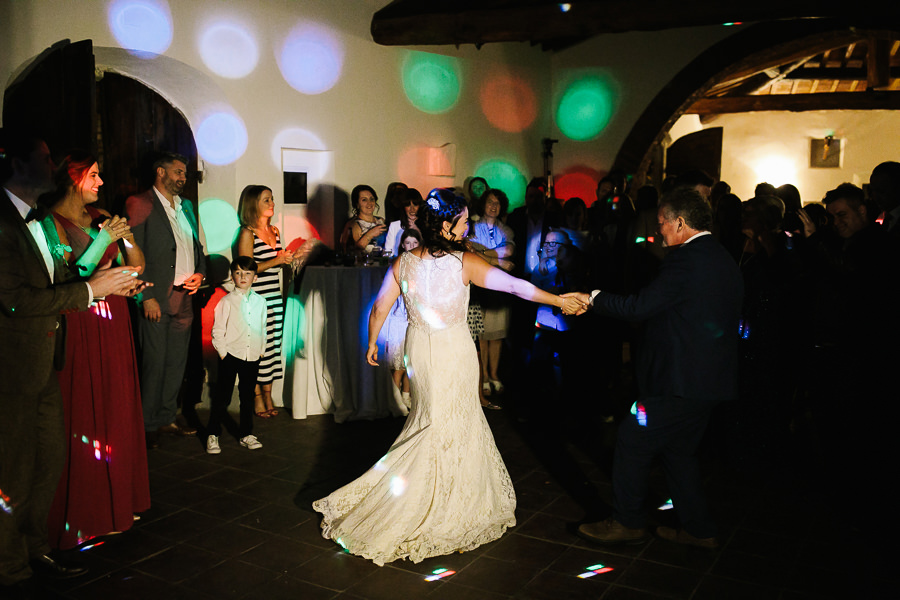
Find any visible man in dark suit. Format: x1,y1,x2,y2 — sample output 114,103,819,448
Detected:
565,187,743,548
0,131,146,594
125,153,206,448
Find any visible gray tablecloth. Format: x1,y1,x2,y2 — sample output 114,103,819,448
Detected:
284,265,393,422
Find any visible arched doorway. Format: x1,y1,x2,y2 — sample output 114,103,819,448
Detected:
613,17,900,187
3,39,199,215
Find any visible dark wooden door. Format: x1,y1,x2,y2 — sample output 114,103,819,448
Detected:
97,72,198,215
665,127,723,182
3,39,96,159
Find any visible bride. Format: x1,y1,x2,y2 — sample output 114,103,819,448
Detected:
313,188,580,565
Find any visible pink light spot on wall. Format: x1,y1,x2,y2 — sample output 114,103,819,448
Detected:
479,74,537,133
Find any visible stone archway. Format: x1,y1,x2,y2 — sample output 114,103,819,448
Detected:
612,17,900,186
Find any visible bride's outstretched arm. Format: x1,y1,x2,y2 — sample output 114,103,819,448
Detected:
366,259,403,365
463,252,581,314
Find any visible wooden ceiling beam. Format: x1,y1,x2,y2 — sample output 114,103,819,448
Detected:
868,36,892,89
370,1,886,47
686,91,900,113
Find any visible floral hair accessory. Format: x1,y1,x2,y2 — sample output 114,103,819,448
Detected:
427,196,440,210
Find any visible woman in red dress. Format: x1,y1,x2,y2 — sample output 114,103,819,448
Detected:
44,152,150,549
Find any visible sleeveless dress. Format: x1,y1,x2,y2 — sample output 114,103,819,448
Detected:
47,207,150,549
312,251,516,565
251,229,284,384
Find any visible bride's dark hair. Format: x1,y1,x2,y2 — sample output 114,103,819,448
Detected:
418,188,468,256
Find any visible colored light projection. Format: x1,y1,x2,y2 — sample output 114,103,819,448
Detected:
196,112,248,165
554,171,598,202
556,75,617,141
198,198,240,253
282,295,306,361
402,52,461,114
199,22,259,79
479,74,537,133
425,568,456,581
577,563,614,578
474,160,528,211
0,488,12,515
278,24,344,95
108,0,173,56
630,401,648,426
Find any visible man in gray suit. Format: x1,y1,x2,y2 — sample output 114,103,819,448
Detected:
0,130,147,594
126,152,206,448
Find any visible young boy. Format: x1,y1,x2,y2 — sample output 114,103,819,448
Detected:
207,257,268,454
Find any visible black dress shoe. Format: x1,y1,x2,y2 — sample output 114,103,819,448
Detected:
145,431,160,449
30,553,88,579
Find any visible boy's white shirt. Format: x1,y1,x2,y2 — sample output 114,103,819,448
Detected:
211,286,268,361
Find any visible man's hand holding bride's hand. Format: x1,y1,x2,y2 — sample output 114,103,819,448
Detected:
561,291,591,316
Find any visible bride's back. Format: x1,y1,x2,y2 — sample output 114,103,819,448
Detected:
399,251,469,333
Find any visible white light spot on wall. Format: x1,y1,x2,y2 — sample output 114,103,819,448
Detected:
196,112,248,165
108,0,173,56
277,23,344,95
199,22,259,79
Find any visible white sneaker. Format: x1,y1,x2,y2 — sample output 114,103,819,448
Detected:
240,435,262,450
206,435,221,455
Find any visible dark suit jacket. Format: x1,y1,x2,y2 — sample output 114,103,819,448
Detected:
124,189,206,313
0,190,90,395
592,234,743,403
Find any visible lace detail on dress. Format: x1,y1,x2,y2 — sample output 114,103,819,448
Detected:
399,251,469,333
312,249,516,566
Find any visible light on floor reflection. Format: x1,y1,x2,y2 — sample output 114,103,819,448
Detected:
425,568,456,581
578,563,613,578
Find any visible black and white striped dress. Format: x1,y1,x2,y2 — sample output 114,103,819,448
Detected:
252,230,284,384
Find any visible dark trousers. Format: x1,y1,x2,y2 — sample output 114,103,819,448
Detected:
207,354,259,439
0,377,65,585
139,289,192,431
612,396,717,538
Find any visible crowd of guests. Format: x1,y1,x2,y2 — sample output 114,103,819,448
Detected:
0,132,318,593
4,122,898,591
347,165,899,540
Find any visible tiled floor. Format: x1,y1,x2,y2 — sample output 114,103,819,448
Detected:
34,400,895,599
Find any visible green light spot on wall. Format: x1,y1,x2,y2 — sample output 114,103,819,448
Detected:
474,159,527,211
402,52,461,114
556,76,615,141
198,198,240,254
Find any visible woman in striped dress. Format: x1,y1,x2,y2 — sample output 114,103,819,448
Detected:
237,185,295,417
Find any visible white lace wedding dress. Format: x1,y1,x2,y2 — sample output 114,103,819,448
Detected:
312,251,516,565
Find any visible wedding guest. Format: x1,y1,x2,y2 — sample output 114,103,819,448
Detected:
206,256,267,454
236,185,294,418
467,188,514,402
44,151,151,550
384,187,423,256
383,228,423,415
343,184,387,253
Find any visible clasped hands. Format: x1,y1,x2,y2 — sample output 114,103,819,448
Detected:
560,291,591,316
99,215,134,246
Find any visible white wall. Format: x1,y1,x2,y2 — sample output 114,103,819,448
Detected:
672,110,900,203
0,0,552,245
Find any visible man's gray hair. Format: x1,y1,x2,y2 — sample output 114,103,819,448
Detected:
659,186,713,231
